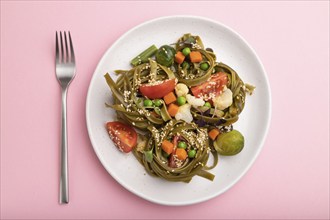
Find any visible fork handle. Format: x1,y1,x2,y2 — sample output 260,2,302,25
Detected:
60,88,69,204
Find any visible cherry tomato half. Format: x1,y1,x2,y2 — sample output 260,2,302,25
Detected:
106,121,137,153
139,79,176,99
191,72,228,101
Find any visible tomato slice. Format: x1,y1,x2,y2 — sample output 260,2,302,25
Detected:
191,72,228,101
139,78,176,99
106,121,137,153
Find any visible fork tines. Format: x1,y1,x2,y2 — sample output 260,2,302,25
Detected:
56,31,75,64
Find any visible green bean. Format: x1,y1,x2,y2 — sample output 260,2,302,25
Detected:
131,45,158,66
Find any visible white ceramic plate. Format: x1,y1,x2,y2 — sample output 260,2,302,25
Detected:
86,16,271,206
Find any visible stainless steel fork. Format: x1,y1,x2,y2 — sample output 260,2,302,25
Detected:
55,31,76,204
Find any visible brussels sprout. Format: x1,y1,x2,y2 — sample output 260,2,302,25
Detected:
214,130,244,156
155,45,176,67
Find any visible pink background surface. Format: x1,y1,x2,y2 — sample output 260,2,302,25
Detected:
1,1,329,219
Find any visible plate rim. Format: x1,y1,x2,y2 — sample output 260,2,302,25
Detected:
86,15,272,206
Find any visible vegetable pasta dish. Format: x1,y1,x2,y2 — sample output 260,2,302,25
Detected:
104,34,255,183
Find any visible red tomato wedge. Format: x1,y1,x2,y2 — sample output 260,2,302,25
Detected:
106,121,137,153
191,72,228,101
139,79,176,99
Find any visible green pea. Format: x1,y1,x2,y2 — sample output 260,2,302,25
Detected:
204,102,211,108
200,62,209,71
182,61,190,69
178,141,187,149
177,96,186,106
143,99,153,107
182,47,191,56
153,99,162,107
188,149,196,158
